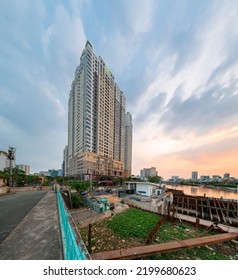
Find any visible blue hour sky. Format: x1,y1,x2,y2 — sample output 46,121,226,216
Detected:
1,0,238,178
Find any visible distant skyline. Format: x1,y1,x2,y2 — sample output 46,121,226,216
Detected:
1,1,238,179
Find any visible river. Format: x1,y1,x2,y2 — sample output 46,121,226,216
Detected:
165,184,238,200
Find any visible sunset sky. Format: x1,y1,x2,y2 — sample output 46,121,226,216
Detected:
1,0,238,179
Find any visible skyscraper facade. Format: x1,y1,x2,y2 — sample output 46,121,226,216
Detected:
68,41,128,178
125,112,133,177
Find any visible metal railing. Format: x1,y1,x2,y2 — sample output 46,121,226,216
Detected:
80,195,104,213
57,189,91,260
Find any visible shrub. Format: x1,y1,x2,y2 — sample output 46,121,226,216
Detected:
71,194,82,208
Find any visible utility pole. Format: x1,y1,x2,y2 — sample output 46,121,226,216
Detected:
7,146,16,188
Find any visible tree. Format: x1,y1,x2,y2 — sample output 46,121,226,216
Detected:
68,180,90,193
148,176,163,184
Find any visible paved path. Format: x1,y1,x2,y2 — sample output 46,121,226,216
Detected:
0,191,48,243
0,191,62,260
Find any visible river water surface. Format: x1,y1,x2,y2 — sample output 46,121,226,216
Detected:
165,184,238,200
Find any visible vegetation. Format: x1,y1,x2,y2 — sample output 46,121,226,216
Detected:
68,180,91,193
179,180,238,189
148,176,163,184
149,221,230,259
71,193,83,208
107,208,159,240
0,168,55,187
80,209,235,259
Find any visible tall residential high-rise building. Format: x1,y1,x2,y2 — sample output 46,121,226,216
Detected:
191,171,198,180
125,112,133,177
68,41,128,178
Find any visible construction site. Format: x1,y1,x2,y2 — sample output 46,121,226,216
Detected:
65,184,238,260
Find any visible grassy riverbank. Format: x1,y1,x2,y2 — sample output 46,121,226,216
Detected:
79,208,238,260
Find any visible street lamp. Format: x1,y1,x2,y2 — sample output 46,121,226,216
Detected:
7,146,16,188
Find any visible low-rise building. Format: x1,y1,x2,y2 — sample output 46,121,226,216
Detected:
212,175,222,181
223,173,230,179
125,181,165,197
200,175,210,181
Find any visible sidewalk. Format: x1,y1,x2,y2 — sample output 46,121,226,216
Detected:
0,191,62,260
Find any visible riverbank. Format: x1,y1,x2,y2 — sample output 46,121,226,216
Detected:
165,184,237,200
205,184,237,192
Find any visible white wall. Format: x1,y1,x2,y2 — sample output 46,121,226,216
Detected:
135,183,153,196
0,154,7,171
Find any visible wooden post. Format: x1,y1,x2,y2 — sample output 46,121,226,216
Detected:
195,218,200,228
88,224,92,253
167,202,171,220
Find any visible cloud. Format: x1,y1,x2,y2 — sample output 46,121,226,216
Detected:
153,135,238,179
0,1,87,172
160,78,238,137
131,0,238,142
1,0,238,178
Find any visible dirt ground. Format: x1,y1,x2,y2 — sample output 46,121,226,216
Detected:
94,193,122,204
74,194,238,259
79,219,238,259
70,194,127,229
79,219,143,252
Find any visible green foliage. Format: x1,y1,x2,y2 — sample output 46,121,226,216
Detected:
149,246,230,260
0,171,9,179
42,180,50,186
68,180,90,193
149,221,230,260
107,208,159,240
25,175,41,185
71,194,82,208
148,176,163,183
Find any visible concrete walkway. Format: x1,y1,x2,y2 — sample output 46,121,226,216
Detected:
0,191,62,260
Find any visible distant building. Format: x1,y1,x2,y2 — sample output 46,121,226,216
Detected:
224,173,230,179
49,169,63,177
39,171,50,177
124,112,133,177
171,176,179,181
0,150,8,171
200,175,210,181
17,164,30,175
0,149,16,171
191,171,198,180
212,175,222,181
140,167,158,179
62,145,68,177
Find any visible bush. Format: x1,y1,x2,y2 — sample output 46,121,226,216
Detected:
71,194,82,208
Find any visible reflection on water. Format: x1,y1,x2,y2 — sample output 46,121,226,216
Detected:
166,185,238,200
